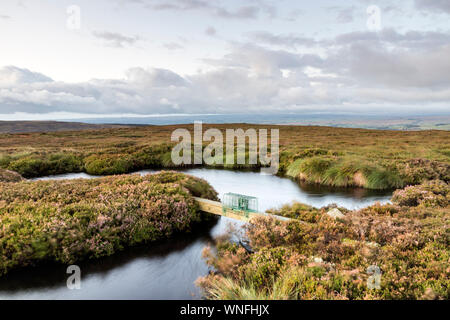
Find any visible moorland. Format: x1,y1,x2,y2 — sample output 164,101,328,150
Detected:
0,124,448,189
0,121,130,134
0,124,448,299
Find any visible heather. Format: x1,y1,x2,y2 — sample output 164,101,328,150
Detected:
0,125,448,189
0,168,24,182
266,202,349,223
197,180,450,300
391,179,449,207
0,171,218,276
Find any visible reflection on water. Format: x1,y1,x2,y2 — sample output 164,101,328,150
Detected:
0,220,218,300
169,168,392,211
34,168,392,211
2,168,392,300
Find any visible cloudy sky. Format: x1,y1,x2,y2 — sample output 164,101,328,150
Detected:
0,0,449,119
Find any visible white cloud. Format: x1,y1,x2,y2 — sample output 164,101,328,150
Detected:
327,6,355,24
332,29,450,50
415,0,450,14
205,26,217,37
247,31,317,49
125,67,188,87
0,66,52,87
332,43,450,88
163,42,184,50
203,43,323,77
121,0,273,19
92,31,141,48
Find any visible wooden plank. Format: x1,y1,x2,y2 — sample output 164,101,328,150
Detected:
193,197,291,222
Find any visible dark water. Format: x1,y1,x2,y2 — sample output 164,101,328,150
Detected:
0,169,392,300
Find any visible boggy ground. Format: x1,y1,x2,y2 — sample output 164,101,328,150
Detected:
0,171,218,276
197,180,450,300
0,124,448,298
0,124,449,189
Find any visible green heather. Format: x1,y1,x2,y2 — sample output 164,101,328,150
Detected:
0,171,218,276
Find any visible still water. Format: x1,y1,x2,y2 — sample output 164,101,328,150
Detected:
0,169,392,300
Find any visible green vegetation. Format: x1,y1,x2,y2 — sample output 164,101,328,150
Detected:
0,124,448,299
197,180,450,300
84,153,134,175
0,125,448,188
7,153,84,177
0,171,218,276
286,156,406,189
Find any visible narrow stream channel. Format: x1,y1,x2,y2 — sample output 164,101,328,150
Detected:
0,168,392,300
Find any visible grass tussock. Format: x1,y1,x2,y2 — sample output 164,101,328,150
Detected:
286,156,423,189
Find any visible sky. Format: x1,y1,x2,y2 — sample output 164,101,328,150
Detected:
0,0,449,119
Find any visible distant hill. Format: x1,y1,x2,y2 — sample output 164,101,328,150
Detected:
0,121,130,133
71,114,450,131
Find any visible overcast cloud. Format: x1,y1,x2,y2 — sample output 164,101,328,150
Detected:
415,0,450,15
0,0,449,117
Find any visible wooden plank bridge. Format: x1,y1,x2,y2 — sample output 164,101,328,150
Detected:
193,197,291,222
